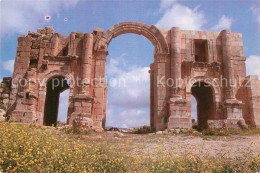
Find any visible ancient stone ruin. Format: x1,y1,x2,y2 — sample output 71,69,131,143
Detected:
1,22,260,131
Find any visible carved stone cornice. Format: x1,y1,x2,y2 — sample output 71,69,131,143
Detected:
94,50,108,60
43,55,79,62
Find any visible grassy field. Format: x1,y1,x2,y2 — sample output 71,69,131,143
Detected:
0,122,260,172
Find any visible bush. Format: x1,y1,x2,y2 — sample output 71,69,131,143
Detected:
201,127,260,136
1,83,11,93
135,125,155,134
62,126,94,135
202,128,229,136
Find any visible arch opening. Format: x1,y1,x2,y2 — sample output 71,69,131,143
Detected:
98,22,169,55
43,76,70,126
191,82,214,129
104,33,153,129
191,95,198,124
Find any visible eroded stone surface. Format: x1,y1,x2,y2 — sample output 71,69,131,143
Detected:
0,109,6,122
0,23,259,131
73,116,93,130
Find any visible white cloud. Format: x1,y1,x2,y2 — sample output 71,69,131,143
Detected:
246,55,260,78
251,4,260,27
159,0,176,11
106,56,150,109
106,108,150,128
105,55,151,128
57,89,70,122
156,3,206,30
211,15,233,31
0,0,80,37
106,53,127,76
1,59,15,74
156,0,235,31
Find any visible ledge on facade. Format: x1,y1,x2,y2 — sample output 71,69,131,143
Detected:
93,27,104,34
246,75,259,80
224,99,243,106
17,92,38,99
182,61,221,77
232,56,246,61
169,97,187,105
73,94,93,101
43,55,79,62
182,60,221,68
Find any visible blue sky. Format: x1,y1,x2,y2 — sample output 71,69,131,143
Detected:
1,0,260,128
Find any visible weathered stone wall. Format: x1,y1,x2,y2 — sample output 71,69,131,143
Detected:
0,78,11,110
240,76,260,127
1,22,259,131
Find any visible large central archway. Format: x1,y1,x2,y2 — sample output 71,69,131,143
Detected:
105,34,153,129
92,22,170,131
95,22,169,54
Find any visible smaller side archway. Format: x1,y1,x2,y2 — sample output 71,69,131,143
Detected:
186,77,221,129
191,82,214,129
37,71,75,126
43,76,70,126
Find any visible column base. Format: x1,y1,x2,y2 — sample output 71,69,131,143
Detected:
92,118,104,132
69,94,93,125
168,116,192,129
10,110,37,123
208,119,247,129
207,99,247,129
224,99,244,119
72,114,93,130
167,98,192,129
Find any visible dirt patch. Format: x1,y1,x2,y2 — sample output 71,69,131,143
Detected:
81,132,260,158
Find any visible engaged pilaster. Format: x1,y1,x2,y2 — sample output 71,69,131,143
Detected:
167,27,191,129
92,50,108,132
221,30,236,100
221,30,245,127
170,27,182,99
81,33,94,95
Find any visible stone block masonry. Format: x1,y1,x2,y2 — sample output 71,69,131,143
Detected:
1,22,259,131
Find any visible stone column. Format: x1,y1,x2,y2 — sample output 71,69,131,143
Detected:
153,53,169,130
221,30,245,127
50,34,59,56
149,63,154,129
221,30,235,100
168,27,191,129
81,33,93,95
68,32,76,56
168,99,191,129
92,50,108,132
170,27,182,98
70,34,94,129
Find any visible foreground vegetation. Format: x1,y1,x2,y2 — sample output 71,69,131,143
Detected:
0,122,260,172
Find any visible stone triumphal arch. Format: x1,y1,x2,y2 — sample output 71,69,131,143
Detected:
1,22,260,131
